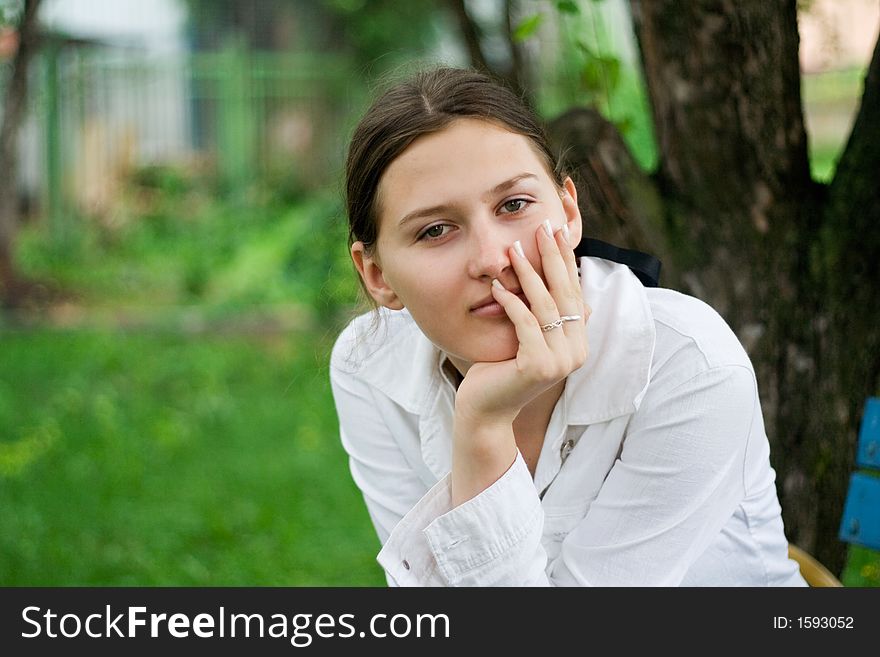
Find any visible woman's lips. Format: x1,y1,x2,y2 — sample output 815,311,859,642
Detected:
470,292,529,317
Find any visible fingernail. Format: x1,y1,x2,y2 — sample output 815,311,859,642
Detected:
543,219,553,238
513,240,525,258
492,278,505,290
561,223,570,244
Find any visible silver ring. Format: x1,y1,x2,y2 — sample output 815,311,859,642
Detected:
541,315,581,332
540,319,564,332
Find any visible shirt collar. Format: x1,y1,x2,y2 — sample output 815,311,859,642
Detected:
357,257,656,476
562,256,656,425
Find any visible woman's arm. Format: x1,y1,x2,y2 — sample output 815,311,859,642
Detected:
450,220,589,507
329,339,431,551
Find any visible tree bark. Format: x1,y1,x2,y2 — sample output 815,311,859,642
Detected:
447,0,491,74
547,106,679,285
502,0,529,98
613,0,878,573
0,0,42,308
816,34,880,569
446,0,530,103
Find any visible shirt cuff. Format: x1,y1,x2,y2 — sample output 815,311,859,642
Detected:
377,451,544,586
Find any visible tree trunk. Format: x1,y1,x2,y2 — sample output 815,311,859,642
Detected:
446,0,530,104
545,0,879,574
816,33,880,569
547,106,679,285
625,0,880,575
0,0,42,308
447,0,489,72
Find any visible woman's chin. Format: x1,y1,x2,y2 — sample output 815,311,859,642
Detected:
432,326,519,365
468,336,519,363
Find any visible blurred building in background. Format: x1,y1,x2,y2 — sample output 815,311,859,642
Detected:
11,0,370,229
798,0,879,180
3,0,878,226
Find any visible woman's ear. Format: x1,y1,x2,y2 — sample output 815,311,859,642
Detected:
561,177,583,246
351,242,405,310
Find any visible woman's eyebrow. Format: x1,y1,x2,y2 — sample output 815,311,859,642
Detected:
490,172,539,195
398,204,451,228
397,173,540,228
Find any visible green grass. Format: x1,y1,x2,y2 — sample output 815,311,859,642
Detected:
2,176,388,586
840,545,880,587
0,326,385,586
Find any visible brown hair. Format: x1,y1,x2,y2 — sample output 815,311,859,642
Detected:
345,67,565,290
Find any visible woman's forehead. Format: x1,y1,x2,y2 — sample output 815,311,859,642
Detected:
376,119,551,220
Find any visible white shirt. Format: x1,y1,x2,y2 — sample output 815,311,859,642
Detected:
329,256,807,587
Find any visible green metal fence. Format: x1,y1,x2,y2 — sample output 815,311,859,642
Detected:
20,42,360,238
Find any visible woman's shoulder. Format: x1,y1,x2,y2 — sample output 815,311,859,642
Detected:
330,306,422,377
645,286,755,379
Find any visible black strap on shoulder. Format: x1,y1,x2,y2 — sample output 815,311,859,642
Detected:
574,237,662,288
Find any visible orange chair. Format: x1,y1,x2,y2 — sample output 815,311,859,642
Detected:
788,544,843,587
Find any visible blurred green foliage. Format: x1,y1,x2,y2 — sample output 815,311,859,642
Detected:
1,170,382,585
16,167,360,321
183,0,442,72
0,0,23,26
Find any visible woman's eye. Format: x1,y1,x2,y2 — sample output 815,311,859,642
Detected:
501,199,529,213
418,224,450,241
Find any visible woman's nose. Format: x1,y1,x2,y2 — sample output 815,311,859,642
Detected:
466,222,513,280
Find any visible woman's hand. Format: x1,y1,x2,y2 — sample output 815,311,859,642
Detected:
455,220,591,426
450,219,590,506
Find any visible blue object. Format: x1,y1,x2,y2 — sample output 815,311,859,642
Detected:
855,397,880,470
839,397,880,551
838,472,880,550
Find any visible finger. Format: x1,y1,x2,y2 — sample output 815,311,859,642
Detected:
537,219,581,315
537,220,582,319
494,276,584,379
551,224,591,330
556,223,582,293
508,238,569,351
540,223,590,361
490,278,552,355
509,238,559,323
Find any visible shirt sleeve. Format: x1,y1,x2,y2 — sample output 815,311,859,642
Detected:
331,335,549,586
377,451,547,586
329,356,435,586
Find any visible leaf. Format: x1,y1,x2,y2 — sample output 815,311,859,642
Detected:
599,55,621,91
580,60,603,92
577,48,621,94
576,39,597,58
512,13,543,42
556,0,580,14
614,117,633,135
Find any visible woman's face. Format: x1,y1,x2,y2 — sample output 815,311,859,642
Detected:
351,118,583,370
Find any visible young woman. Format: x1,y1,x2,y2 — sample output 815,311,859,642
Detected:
330,67,807,586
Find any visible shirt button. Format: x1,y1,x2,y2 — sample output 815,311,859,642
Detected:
402,559,410,570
